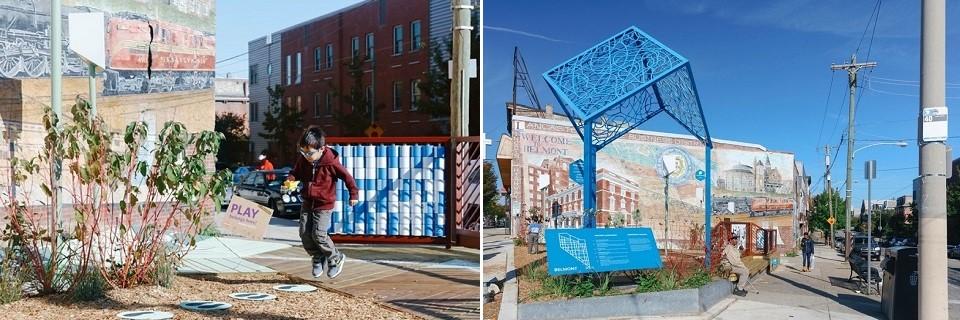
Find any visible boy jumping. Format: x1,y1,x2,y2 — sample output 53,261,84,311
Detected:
288,127,359,279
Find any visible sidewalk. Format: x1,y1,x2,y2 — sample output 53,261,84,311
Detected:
712,244,883,319
246,243,481,320
482,229,514,320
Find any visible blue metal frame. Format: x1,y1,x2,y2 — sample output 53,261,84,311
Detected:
543,27,716,268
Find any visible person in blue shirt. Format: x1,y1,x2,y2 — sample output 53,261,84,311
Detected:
526,216,542,254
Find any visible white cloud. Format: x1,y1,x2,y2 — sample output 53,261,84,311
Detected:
484,26,572,44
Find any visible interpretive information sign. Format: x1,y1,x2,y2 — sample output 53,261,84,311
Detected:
545,227,662,275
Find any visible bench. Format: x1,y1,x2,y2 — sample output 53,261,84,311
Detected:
848,254,881,293
718,256,769,282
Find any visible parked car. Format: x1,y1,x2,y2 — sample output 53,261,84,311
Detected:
852,236,881,260
950,245,960,259
233,169,302,217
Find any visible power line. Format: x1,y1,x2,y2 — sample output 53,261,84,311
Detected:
815,71,838,152
878,166,918,172
216,51,248,64
863,0,882,62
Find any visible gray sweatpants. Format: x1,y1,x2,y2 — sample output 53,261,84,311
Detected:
299,208,340,264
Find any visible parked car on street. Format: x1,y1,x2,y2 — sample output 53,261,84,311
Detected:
852,236,881,260
233,169,302,217
949,245,960,259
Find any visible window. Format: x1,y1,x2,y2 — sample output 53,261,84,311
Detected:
286,97,291,109
393,25,403,55
314,93,322,117
242,173,258,186
296,96,302,112
325,43,334,69
411,20,421,51
365,85,374,113
249,64,259,85
366,33,374,61
392,81,402,111
410,79,421,110
267,64,273,76
325,91,334,115
295,52,302,84
314,47,322,71
351,36,360,61
285,55,291,85
249,102,259,122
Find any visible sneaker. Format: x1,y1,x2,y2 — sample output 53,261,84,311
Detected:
327,253,346,279
733,289,747,297
312,257,326,278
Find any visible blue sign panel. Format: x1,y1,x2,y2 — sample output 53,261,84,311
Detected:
569,160,585,185
695,169,706,181
545,227,662,276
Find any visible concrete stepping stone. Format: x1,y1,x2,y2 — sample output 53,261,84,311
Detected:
179,300,232,311
229,292,277,301
273,284,317,292
116,311,174,320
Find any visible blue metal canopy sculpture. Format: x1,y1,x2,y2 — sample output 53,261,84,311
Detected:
543,26,715,266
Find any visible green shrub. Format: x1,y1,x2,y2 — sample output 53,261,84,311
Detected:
786,251,798,257
71,270,106,301
149,249,177,288
0,251,24,305
514,237,526,247
199,224,221,238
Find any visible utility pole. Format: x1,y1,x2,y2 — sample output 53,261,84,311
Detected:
450,0,473,137
919,0,948,317
830,54,876,261
825,145,834,249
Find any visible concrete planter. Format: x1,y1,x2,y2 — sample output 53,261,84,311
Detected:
517,279,732,320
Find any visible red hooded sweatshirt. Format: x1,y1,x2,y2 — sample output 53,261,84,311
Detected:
291,146,359,210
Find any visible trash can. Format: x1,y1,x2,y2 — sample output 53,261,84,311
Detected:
880,246,918,320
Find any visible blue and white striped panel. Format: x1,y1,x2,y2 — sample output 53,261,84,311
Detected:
376,145,388,235
355,146,367,234
387,145,400,235
365,145,376,234
331,145,344,234
340,145,357,234
435,146,446,236
399,145,412,236
411,145,423,236
423,145,435,237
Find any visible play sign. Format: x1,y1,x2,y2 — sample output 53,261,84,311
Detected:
220,196,272,240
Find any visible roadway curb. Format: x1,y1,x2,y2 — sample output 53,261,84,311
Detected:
498,239,519,320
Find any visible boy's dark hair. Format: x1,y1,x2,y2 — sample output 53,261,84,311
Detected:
299,126,326,149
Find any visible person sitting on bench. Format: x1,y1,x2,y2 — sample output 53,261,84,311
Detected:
722,235,750,296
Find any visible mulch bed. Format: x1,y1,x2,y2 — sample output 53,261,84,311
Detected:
0,273,420,320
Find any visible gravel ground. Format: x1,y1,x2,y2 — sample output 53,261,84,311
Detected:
0,273,420,320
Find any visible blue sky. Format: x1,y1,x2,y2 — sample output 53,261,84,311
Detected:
484,1,960,211
214,0,364,78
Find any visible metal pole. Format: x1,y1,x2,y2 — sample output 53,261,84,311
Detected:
50,0,63,237
705,143,712,268
88,62,99,212
450,0,473,137
866,166,872,295
583,122,596,228
844,55,856,261
664,173,669,249
919,0,948,317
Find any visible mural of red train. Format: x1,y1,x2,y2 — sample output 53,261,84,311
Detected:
713,196,794,217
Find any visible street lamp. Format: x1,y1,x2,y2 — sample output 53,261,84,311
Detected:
662,155,681,251
844,141,908,260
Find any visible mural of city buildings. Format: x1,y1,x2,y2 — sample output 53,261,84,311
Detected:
0,0,215,95
503,107,806,246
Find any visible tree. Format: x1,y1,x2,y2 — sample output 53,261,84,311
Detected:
809,188,847,234
632,209,642,226
259,85,304,166
214,113,250,170
330,57,374,136
483,162,506,225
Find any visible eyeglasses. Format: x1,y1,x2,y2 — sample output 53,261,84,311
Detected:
299,148,322,158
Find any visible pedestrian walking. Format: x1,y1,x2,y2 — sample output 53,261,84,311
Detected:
722,235,750,296
258,151,276,180
801,232,815,272
287,127,359,279
526,216,542,254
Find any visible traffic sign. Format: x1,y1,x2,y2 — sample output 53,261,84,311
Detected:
695,169,706,181
827,217,836,225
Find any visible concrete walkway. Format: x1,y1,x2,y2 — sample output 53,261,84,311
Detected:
482,229,516,320
247,243,481,320
712,244,883,319
178,236,289,274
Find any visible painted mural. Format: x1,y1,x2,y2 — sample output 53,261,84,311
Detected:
0,0,214,95
510,115,797,243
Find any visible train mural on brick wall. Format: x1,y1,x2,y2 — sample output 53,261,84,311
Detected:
0,0,214,95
